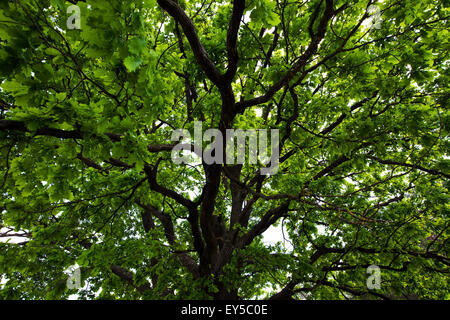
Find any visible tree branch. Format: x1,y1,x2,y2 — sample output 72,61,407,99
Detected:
110,265,152,294
239,202,290,248
223,0,246,82
156,0,222,86
235,0,335,112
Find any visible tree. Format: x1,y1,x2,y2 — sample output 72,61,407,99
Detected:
0,0,448,300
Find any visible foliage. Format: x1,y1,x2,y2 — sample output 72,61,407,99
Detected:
0,0,448,300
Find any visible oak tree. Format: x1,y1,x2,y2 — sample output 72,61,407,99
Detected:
0,0,448,299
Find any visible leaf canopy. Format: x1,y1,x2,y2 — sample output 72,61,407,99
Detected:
0,0,448,300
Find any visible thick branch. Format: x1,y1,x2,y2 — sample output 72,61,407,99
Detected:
143,161,204,260
0,119,121,141
110,265,152,294
239,202,290,248
223,0,246,82
156,0,222,85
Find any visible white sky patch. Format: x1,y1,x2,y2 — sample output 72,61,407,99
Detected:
263,223,293,252
243,11,251,24
0,227,30,244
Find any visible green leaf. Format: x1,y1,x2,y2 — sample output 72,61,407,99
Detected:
1,79,29,95
44,47,60,56
128,37,146,55
124,55,143,72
